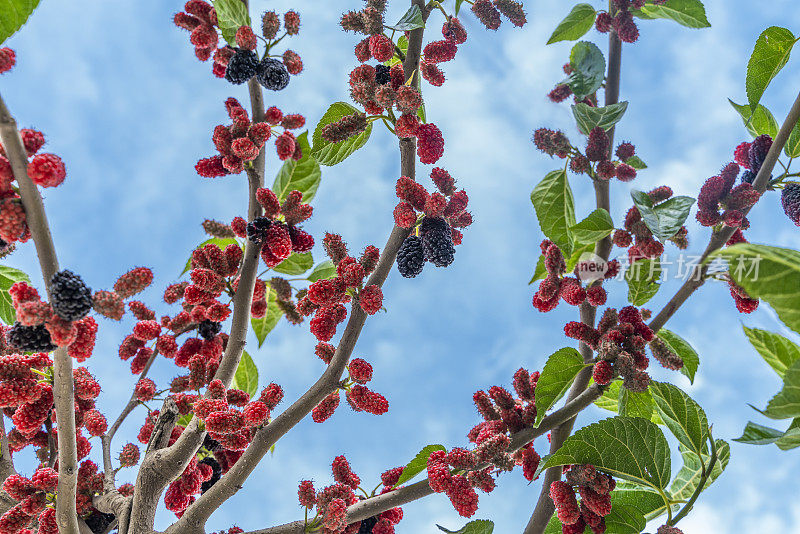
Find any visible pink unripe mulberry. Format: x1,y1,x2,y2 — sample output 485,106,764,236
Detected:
135,378,157,402
235,26,257,50
348,358,373,383
586,285,607,307
298,480,316,508
442,17,468,44
586,127,610,162
424,40,457,63
312,390,340,423
615,163,637,182
369,34,394,62
472,0,502,30
349,384,388,414
393,202,417,228
416,123,445,164
114,267,153,298
593,360,614,386
84,409,108,436
243,401,269,426
550,480,580,525
359,285,383,315
27,154,66,188
0,48,16,74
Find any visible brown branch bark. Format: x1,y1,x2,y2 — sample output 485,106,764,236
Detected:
164,5,429,532
244,386,603,534
0,91,81,534
648,87,800,334
523,21,623,534
0,416,14,481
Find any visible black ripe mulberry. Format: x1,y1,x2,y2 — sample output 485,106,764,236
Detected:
84,511,116,534
7,322,56,352
50,269,92,321
358,517,379,534
200,457,222,493
396,235,425,278
257,57,290,91
198,319,222,340
246,216,273,244
375,64,391,85
782,183,800,225
748,134,773,173
420,217,455,267
225,48,260,85
741,170,756,184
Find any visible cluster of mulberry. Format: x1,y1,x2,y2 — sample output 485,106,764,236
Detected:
550,464,616,534
696,161,760,228
0,122,67,247
297,456,405,533
312,355,388,423
532,241,615,313
196,98,306,178
295,233,381,344
470,0,527,31
244,187,314,270
533,127,638,183
565,306,668,392
0,467,60,534
423,368,542,518
615,186,689,263
174,1,302,84
8,278,97,358
394,170,472,277
595,0,668,43
93,266,155,323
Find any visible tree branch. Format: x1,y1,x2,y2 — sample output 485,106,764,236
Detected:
0,91,81,534
523,20,623,534
164,5,429,532
648,87,800,334
243,386,603,534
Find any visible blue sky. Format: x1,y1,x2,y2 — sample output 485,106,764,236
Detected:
3,0,800,532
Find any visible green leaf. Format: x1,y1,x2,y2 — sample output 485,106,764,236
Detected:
0,0,42,45
547,4,597,44
388,4,425,31
763,358,800,419
529,255,547,284
272,252,313,276
657,329,700,384
619,387,654,420
787,122,800,158
594,381,622,413
635,0,710,28
311,102,373,166
538,416,671,489
612,484,670,522
182,238,239,276
669,440,730,501
746,27,796,113
625,155,648,169
272,131,321,203
776,423,800,450
530,170,576,257
534,348,585,426
231,350,259,398
625,257,661,306
569,208,614,244
0,265,30,325
455,0,466,16
307,260,336,282
393,444,446,487
650,382,708,457
386,35,408,66
572,102,629,135
436,520,493,534
713,244,800,334
630,190,695,242
565,41,605,101
251,287,283,348
742,326,800,377
212,0,251,46
734,421,784,445
565,242,596,273
177,413,194,428
728,100,779,139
